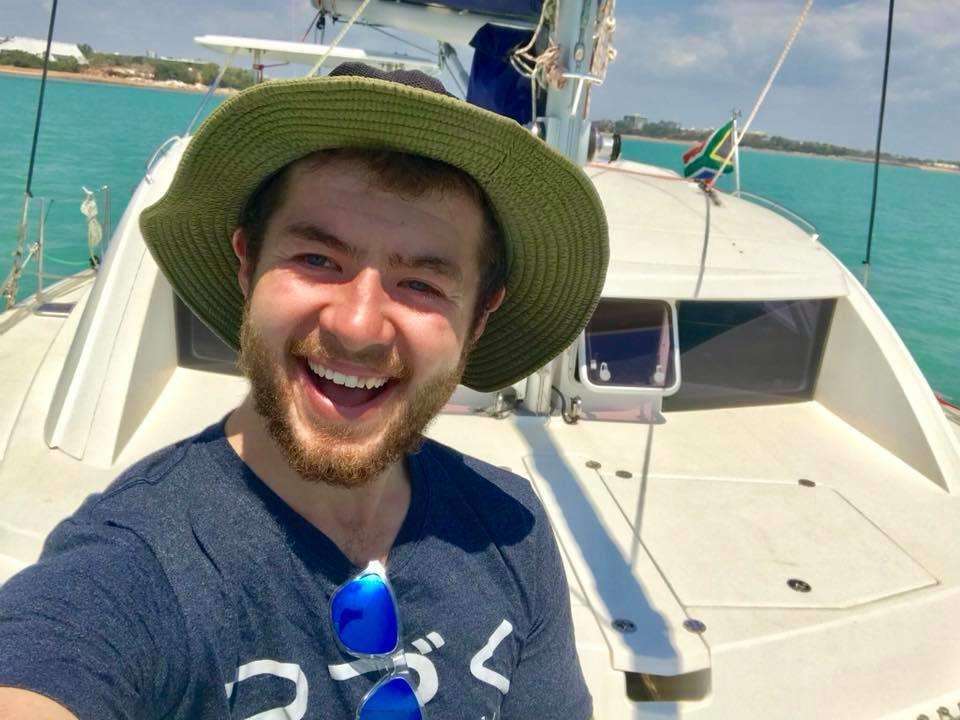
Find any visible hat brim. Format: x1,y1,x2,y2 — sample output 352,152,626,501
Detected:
139,76,608,392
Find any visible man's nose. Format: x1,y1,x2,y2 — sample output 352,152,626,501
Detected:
321,268,395,352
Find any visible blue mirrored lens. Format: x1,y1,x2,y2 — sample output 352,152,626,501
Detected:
359,676,422,720
331,571,399,655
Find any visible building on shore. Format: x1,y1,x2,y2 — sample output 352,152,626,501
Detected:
0,36,88,64
622,113,647,132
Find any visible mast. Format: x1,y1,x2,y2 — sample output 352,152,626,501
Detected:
521,0,603,413
544,0,601,164
311,0,604,165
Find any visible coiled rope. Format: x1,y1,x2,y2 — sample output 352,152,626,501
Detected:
584,0,617,116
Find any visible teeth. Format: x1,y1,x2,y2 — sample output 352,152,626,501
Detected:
307,360,388,390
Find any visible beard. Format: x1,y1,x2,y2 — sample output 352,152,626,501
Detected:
237,308,469,488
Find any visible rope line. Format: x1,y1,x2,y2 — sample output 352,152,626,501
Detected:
43,253,95,267
584,0,618,116
307,0,373,77
693,188,712,298
586,162,688,182
511,0,564,91
864,0,896,273
707,0,814,188
367,25,437,56
300,8,323,42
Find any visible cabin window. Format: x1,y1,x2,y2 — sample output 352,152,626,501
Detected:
662,298,835,411
175,296,240,374
579,299,678,392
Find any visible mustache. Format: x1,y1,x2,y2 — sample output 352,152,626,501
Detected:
290,332,410,379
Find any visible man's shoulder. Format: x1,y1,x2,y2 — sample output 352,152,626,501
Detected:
419,438,542,510
76,419,230,525
416,438,551,549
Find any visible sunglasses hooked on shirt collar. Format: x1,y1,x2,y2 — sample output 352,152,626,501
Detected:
330,560,425,720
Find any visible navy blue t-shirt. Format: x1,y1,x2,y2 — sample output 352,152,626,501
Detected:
0,419,591,719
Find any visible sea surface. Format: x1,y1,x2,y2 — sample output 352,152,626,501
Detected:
1,74,957,400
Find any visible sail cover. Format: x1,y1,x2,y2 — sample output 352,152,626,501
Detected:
467,24,535,125
398,0,542,22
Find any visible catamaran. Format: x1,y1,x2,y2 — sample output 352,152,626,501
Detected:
2,1,959,717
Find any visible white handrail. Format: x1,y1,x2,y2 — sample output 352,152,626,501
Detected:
735,190,819,239
145,136,181,183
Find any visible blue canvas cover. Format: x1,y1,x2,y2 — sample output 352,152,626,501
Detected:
467,24,536,125
399,0,542,22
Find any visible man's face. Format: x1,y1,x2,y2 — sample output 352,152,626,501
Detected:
233,157,496,487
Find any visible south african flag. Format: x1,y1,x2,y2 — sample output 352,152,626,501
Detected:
682,119,736,182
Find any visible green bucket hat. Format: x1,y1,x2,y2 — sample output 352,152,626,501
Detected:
139,63,608,392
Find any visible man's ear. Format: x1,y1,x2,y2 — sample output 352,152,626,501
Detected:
231,227,253,299
472,287,506,341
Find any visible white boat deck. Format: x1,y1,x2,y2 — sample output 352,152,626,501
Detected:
588,161,847,300
0,145,954,717
428,405,960,717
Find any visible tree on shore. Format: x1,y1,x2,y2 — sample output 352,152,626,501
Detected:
50,48,256,89
0,50,80,73
599,117,957,167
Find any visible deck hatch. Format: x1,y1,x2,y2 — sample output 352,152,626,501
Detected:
603,474,936,609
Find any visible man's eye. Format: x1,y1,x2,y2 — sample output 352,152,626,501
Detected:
301,254,336,269
403,279,442,296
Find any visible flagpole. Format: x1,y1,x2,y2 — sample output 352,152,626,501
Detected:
732,111,741,196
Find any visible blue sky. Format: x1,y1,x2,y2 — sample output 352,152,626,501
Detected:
4,0,958,160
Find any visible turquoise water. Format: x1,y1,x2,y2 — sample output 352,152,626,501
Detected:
0,74,222,294
0,75,956,400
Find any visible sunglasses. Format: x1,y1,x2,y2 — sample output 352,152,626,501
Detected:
330,560,425,720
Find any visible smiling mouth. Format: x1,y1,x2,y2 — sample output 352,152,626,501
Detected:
302,358,395,409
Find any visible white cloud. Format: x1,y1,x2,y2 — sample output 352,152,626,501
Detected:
595,0,960,158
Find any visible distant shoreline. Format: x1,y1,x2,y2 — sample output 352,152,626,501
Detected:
0,65,236,95
620,133,960,174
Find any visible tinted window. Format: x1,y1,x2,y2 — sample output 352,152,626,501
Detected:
582,299,676,389
175,296,240,375
662,299,835,411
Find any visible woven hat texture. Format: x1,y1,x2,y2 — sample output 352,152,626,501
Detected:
139,65,608,392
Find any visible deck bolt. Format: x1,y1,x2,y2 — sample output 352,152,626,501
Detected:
616,470,632,479
586,460,601,470
683,619,706,634
788,578,812,593
612,618,636,634
798,478,816,487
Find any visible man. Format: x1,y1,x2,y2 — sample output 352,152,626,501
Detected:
0,63,607,719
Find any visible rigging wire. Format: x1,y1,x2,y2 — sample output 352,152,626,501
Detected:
366,25,437,57
300,8,323,42
3,0,59,309
307,0,374,77
441,52,466,96
707,0,814,188
863,0,896,286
